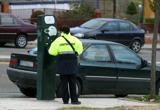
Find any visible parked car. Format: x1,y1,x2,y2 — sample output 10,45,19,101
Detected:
0,13,37,48
70,18,145,53
7,39,160,98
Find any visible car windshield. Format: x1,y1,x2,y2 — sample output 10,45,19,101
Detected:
80,19,106,29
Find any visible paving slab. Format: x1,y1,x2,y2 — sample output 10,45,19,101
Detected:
0,98,150,110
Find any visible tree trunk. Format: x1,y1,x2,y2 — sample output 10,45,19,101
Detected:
113,0,116,18
150,0,160,98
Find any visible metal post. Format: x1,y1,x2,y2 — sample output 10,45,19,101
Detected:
96,0,99,9
113,0,116,18
37,15,57,100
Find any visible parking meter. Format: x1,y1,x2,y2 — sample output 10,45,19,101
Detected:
37,15,58,100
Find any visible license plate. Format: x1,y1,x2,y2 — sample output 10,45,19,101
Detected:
19,60,33,67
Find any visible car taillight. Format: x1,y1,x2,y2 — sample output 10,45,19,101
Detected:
10,59,18,65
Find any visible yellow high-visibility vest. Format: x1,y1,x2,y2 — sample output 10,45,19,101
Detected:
48,32,83,56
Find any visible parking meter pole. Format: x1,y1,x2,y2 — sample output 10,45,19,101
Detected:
37,15,57,100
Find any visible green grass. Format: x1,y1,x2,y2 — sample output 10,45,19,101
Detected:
57,106,160,110
57,107,126,110
128,95,160,103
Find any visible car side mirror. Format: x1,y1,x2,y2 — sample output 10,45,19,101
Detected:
141,59,148,68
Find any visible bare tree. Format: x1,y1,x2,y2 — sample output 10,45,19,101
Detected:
150,0,160,98
113,0,116,18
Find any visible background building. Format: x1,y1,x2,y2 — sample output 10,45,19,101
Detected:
0,0,155,21
84,0,132,18
144,0,154,18
0,0,81,20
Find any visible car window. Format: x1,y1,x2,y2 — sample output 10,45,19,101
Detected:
82,44,111,62
80,19,106,29
0,15,18,25
119,22,131,31
130,22,138,30
110,44,141,65
101,22,119,31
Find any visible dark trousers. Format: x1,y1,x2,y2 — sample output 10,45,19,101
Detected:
60,75,78,103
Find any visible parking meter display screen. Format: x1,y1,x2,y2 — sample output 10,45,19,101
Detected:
44,16,55,24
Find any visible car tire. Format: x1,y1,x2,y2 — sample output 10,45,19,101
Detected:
56,79,81,98
19,87,36,97
130,40,142,53
115,94,128,98
156,81,160,95
15,34,28,48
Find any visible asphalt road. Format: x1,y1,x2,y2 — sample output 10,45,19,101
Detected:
0,64,24,98
139,49,160,62
0,43,35,56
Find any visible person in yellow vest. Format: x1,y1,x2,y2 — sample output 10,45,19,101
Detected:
48,25,83,104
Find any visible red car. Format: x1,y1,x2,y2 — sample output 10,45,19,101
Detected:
0,13,37,48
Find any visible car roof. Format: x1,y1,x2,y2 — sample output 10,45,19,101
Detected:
92,18,127,22
80,39,119,45
28,39,121,55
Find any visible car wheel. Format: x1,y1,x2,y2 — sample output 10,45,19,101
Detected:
115,94,128,98
19,87,36,97
156,81,160,95
15,34,27,48
130,40,142,53
56,79,81,98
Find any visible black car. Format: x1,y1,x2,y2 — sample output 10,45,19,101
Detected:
70,18,145,53
7,39,160,98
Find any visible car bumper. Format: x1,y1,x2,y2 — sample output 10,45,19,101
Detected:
7,67,37,88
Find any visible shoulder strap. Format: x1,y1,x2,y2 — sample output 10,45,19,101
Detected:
61,36,77,54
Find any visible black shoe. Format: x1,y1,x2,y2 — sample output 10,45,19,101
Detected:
71,101,81,104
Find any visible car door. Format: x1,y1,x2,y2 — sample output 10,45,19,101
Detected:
0,14,20,42
109,44,150,94
96,21,119,42
79,43,118,94
117,21,135,45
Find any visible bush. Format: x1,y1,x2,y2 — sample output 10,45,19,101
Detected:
62,2,95,19
144,18,155,24
30,10,45,24
126,1,138,15
126,1,138,24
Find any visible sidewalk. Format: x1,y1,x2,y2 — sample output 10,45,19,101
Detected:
145,33,160,44
0,97,152,110
142,43,160,49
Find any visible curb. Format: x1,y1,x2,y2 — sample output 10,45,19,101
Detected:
0,56,10,62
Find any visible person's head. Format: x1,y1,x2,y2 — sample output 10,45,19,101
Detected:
60,25,70,34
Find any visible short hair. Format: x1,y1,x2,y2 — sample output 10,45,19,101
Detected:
60,25,70,34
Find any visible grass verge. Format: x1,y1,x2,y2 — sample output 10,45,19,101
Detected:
58,105,160,110
128,95,160,103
